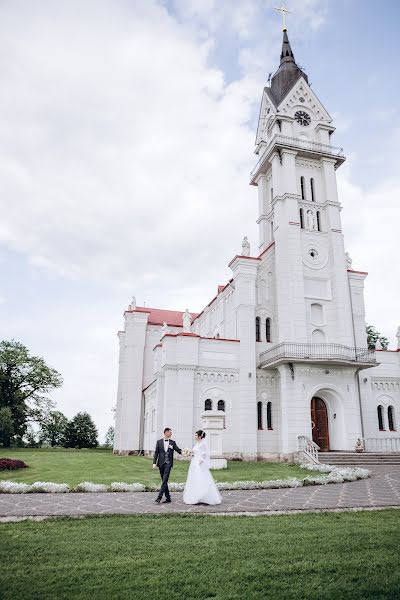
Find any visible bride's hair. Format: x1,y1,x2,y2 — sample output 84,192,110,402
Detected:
196,430,206,439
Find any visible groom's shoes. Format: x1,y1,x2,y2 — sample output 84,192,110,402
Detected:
162,499,172,504
155,498,161,503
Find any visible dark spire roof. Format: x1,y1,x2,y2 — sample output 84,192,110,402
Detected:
280,29,295,64
267,29,308,107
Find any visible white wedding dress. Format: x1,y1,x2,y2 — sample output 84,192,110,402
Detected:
183,441,222,505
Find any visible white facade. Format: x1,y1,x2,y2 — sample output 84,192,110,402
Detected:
114,31,400,460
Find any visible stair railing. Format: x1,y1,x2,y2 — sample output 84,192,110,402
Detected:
298,435,320,464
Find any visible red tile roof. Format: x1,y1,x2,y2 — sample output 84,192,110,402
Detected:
347,269,368,275
127,307,199,327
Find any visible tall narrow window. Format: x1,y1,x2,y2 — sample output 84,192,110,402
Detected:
255,317,261,342
205,399,212,411
266,318,271,343
218,400,225,412
310,178,316,202
267,402,273,429
300,208,304,229
271,221,274,241
377,405,384,431
388,405,396,431
316,211,321,232
300,176,306,200
257,401,263,429
271,187,273,202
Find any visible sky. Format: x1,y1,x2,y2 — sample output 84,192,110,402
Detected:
1,0,399,442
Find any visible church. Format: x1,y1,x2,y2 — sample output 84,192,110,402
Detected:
113,28,400,462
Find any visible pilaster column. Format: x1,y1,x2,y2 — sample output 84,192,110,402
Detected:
161,334,199,450
113,331,126,453
229,256,259,458
116,311,148,453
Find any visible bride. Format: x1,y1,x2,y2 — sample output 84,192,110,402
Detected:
183,430,222,505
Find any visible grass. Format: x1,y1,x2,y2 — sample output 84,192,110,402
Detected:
0,448,306,487
1,511,399,599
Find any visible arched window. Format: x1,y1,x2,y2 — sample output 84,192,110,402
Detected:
205,399,212,411
299,208,304,229
312,329,325,343
217,400,225,412
266,318,271,343
300,176,306,200
310,178,316,202
388,405,396,431
267,402,273,429
255,317,261,342
316,211,321,232
377,405,384,431
257,401,263,429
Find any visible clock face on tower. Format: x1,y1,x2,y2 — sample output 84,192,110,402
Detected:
294,110,311,126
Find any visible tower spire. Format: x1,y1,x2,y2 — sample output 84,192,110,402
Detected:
267,27,308,107
280,28,295,65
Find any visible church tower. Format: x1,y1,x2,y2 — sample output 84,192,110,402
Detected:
252,27,358,347
252,26,376,456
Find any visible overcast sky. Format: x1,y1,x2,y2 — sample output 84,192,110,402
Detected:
1,0,399,441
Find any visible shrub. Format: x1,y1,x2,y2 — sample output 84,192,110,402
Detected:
110,482,145,492
74,482,108,493
0,481,31,493
0,458,28,470
30,482,70,493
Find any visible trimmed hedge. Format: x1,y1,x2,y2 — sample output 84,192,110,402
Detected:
0,458,28,471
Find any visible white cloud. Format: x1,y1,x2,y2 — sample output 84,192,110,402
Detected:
338,166,400,347
0,0,330,298
0,0,260,298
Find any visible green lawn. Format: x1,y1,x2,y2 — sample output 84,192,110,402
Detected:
1,511,399,600
0,448,306,487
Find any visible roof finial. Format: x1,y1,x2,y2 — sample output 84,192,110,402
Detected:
274,1,292,31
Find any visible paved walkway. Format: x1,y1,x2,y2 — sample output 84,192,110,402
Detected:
1,466,399,519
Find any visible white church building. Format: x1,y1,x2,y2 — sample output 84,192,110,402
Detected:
114,30,400,462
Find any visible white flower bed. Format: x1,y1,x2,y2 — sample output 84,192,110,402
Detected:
110,482,146,492
0,464,370,494
0,481,31,494
75,482,108,493
30,482,70,493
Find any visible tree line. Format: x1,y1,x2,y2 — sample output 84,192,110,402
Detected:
0,340,113,449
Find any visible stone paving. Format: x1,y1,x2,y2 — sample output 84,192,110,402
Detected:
1,466,399,518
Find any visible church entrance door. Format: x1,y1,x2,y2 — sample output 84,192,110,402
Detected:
311,397,330,451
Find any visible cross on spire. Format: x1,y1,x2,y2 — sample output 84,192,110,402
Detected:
274,1,292,31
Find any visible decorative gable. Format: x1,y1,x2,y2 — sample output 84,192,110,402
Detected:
255,89,276,145
277,76,332,123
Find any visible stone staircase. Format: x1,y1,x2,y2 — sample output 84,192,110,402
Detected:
319,452,400,466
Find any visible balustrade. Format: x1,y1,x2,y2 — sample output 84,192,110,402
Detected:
363,437,400,452
298,435,319,463
260,342,376,368
250,134,344,182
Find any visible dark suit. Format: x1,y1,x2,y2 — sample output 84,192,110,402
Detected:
153,438,182,501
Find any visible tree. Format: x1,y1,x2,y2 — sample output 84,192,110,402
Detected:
64,412,98,449
104,425,114,448
39,410,69,447
0,340,63,444
0,407,14,447
24,426,41,448
366,325,389,350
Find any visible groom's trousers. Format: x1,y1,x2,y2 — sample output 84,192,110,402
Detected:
158,462,172,500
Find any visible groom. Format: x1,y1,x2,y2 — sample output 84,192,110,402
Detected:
152,427,182,503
